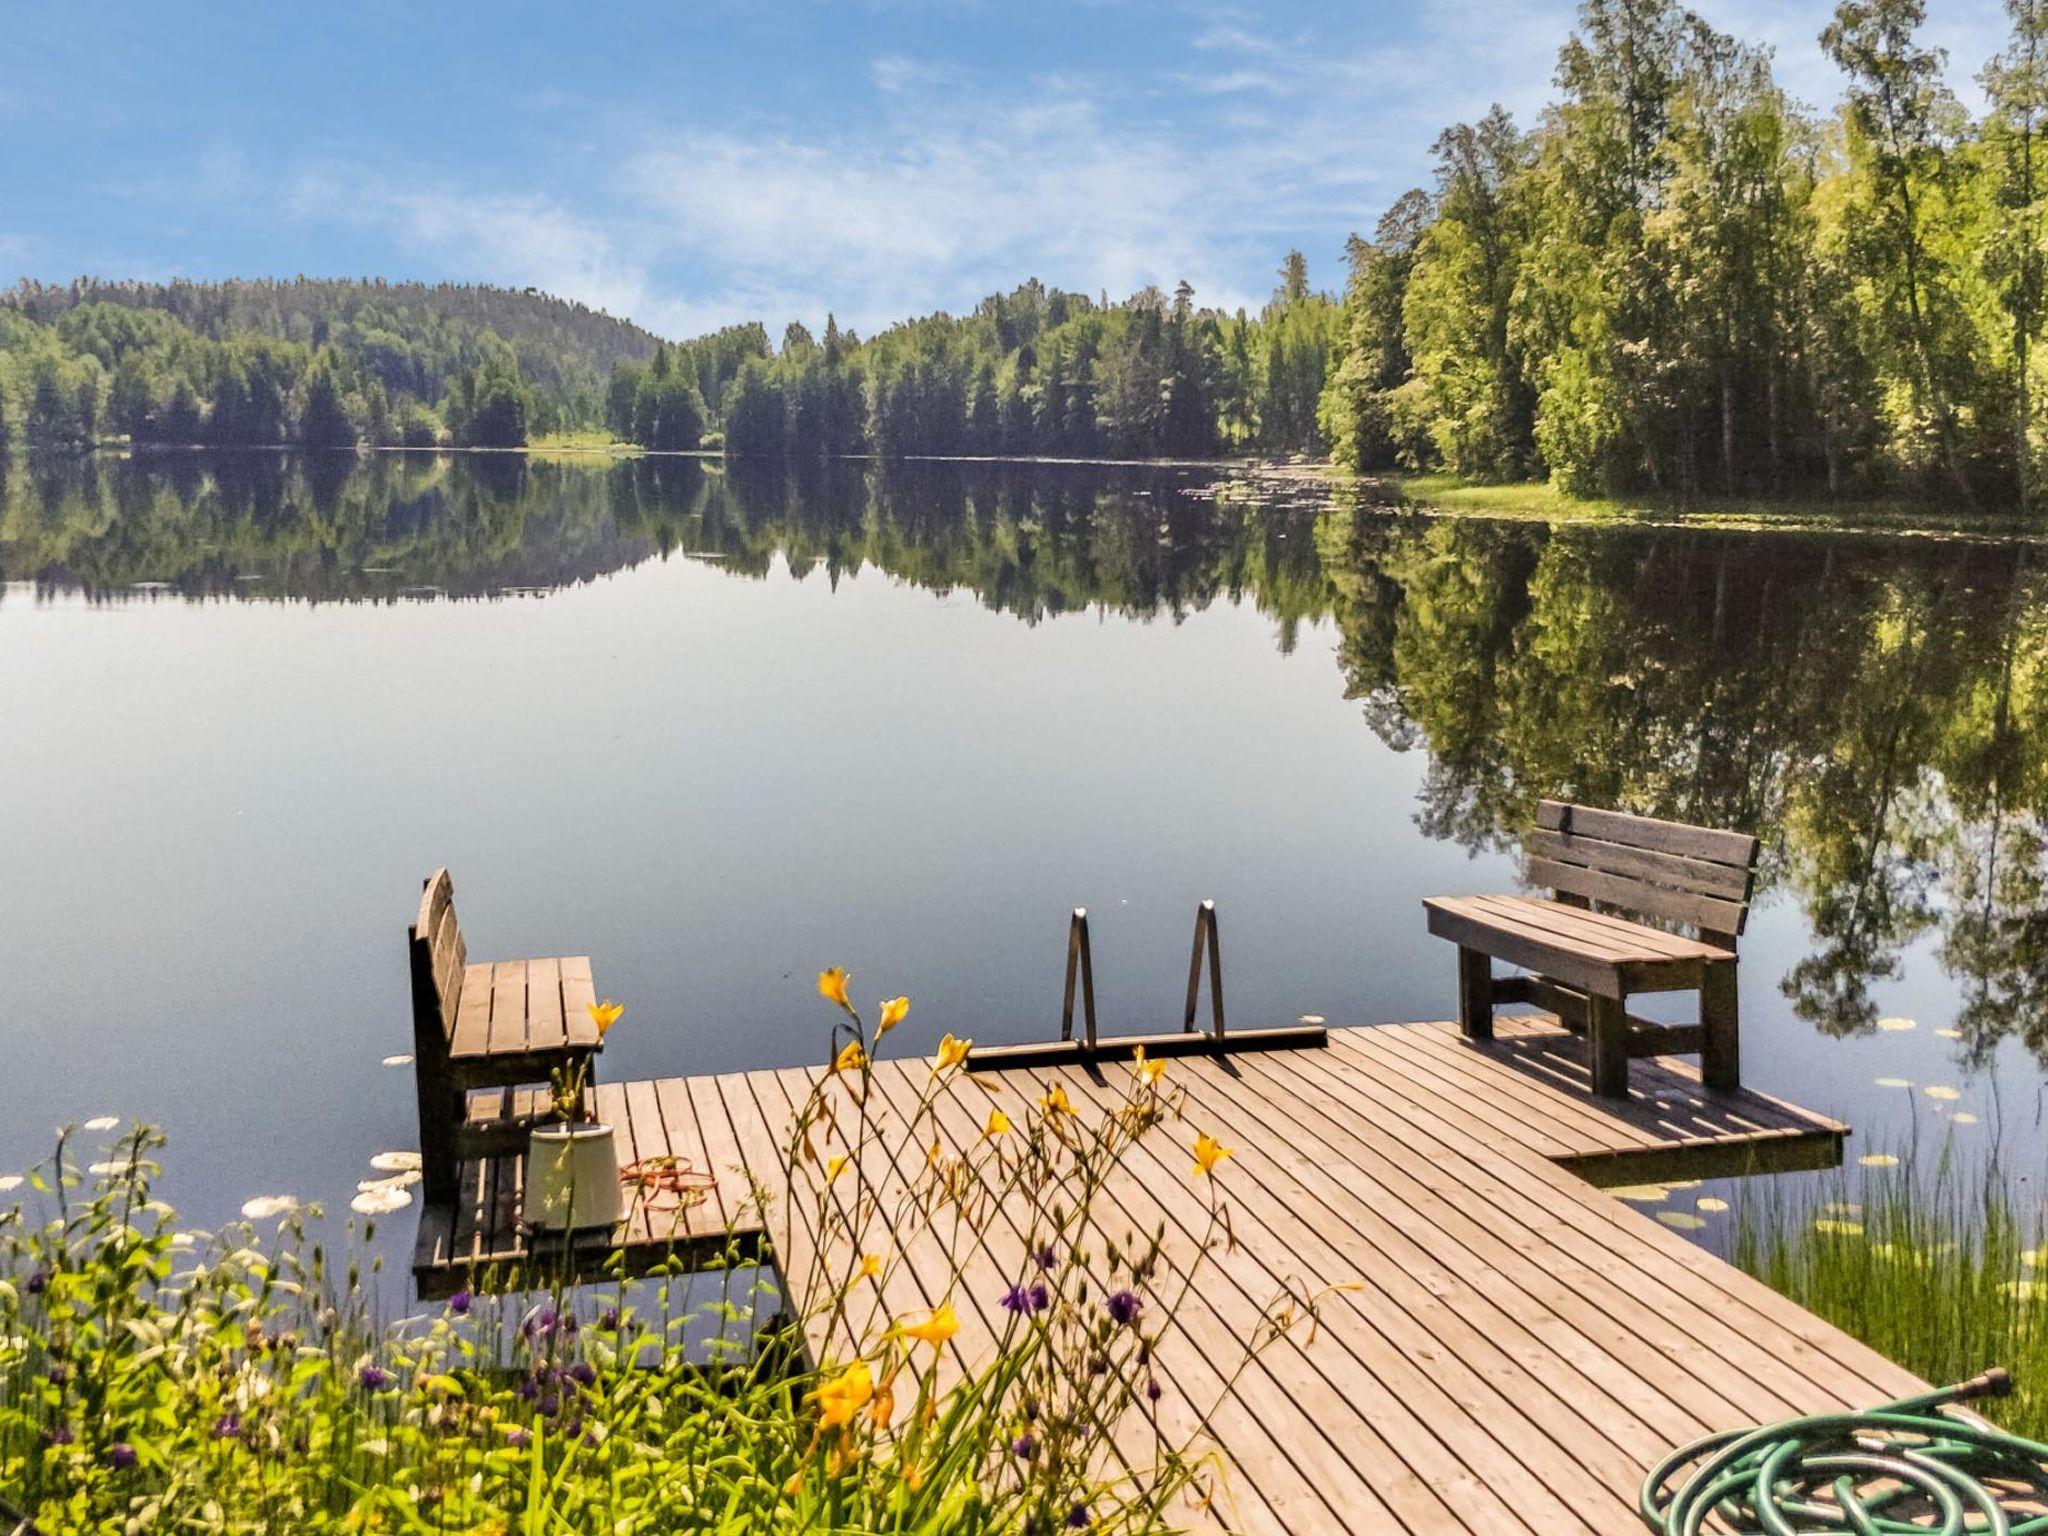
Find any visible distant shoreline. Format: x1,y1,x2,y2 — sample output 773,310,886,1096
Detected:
16,442,2042,537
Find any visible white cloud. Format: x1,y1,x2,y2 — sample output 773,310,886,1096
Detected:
616,86,1264,333
283,170,657,323
100,0,2024,342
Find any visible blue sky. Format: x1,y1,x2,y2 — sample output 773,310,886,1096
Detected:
0,0,2014,343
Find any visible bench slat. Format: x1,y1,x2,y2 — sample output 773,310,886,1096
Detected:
1526,857,1749,938
488,960,529,1055
527,956,566,1053
1523,829,1753,902
1536,801,1757,869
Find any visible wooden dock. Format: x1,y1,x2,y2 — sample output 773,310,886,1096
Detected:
414,1017,1910,1535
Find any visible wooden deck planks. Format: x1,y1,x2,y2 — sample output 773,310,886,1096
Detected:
413,1017,1904,1535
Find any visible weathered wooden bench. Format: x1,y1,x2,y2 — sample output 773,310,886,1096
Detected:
408,869,604,1206
1423,801,1760,1098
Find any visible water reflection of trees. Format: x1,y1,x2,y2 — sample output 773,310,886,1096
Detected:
1320,512,2048,1053
7,453,2048,1056
0,455,1329,637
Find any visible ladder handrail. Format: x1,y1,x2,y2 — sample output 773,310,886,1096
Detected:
1060,907,1098,1046
1184,899,1225,1041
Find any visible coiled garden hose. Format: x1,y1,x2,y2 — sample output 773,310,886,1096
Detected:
1641,1368,2048,1534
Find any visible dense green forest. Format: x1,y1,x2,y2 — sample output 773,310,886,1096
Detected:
4,0,2046,506
1325,0,2048,504
0,278,663,451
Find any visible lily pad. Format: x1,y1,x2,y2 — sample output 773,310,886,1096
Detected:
1657,1211,1707,1231
370,1151,423,1173
1877,1017,1916,1032
1859,1154,1900,1168
241,1195,299,1220
352,1185,413,1216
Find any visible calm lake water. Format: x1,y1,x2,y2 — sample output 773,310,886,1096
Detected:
3,451,2044,1279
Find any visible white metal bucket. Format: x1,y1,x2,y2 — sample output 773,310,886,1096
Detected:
525,1122,624,1232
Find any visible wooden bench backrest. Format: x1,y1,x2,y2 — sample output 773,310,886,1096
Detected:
1527,801,1760,941
408,869,467,1060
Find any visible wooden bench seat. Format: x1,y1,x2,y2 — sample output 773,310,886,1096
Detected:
409,870,604,1204
447,956,603,1080
1424,802,1759,1098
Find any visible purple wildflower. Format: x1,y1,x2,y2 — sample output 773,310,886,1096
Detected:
597,1307,620,1332
505,1427,531,1450
1013,1431,1037,1459
358,1364,391,1391
46,1363,67,1386
213,1414,241,1440
519,1305,557,1341
1106,1289,1142,1327
1066,1507,1092,1530
1145,1376,1162,1403
107,1443,137,1470
1032,1243,1058,1271
1000,1281,1051,1316
568,1360,598,1388
447,1290,472,1316
25,1268,48,1295
537,1392,560,1419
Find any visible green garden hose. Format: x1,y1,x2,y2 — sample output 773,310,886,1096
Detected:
1641,1369,2048,1534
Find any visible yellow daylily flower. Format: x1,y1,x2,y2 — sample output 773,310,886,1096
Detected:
877,996,910,1035
1191,1133,1234,1179
898,1303,958,1351
1132,1045,1166,1086
813,1360,873,1430
826,1154,849,1183
1039,1084,1075,1116
858,1252,883,1281
586,1000,625,1037
901,1460,925,1492
984,1109,1012,1138
933,1033,972,1072
818,968,851,1009
833,1040,867,1074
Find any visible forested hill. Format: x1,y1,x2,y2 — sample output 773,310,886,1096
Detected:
7,0,2048,510
0,277,664,449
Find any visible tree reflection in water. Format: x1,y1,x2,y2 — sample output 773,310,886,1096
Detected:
6,451,2046,1059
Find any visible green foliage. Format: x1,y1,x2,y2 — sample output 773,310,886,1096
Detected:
0,280,659,453
1733,1153,2048,1439
687,276,1320,464
1315,0,2048,506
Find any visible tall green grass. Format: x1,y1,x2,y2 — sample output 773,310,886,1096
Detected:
1733,1150,2048,1436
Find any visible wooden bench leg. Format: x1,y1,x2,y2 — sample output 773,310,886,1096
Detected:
1457,946,1493,1041
1588,992,1628,1098
1701,960,1739,1092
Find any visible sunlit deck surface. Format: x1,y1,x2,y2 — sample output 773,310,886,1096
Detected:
414,1018,1918,1535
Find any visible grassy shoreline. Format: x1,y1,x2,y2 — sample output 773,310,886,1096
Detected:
1733,1153,2048,1436
1378,471,2045,539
